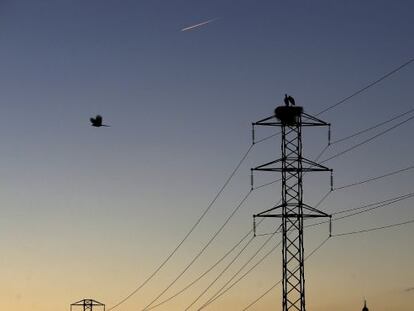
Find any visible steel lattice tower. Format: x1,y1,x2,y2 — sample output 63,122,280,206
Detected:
71,299,105,311
252,104,332,311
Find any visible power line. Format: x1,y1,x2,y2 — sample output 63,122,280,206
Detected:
334,192,413,221
187,225,281,310
239,213,414,311
309,164,414,214
314,144,330,162
314,190,332,209
141,190,252,311
213,189,413,304
146,162,348,311
199,234,283,310
305,192,414,230
254,132,279,144
253,142,329,191
333,192,414,215
175,58,414,308
333,192,414,218
253,177,282,190
145,219,265,311
108,57,414,310
138,182,412,311
240,236,330,311
107,144,253,311
132,171,412,311
241,278,280,311
334,164,414,190
254,191,411,236
184,235,256,311
331,107,414,145
199,191,414,308
253,190,331,237
253,188,413,237
146,203,283,311
260,113,412,191
206,60,414,309
251,142,331,239
315,57,414,116
255,111,414,190
321,114,414,164
207,192,413,305
255,57,414,144
332,219,414,237
144,191,281,309
150,155,402,310
199,112,414,307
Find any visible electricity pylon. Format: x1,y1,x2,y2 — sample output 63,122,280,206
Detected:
71,299,105,311
252,102,332,311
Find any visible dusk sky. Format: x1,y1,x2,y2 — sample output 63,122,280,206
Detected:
0,1,413,311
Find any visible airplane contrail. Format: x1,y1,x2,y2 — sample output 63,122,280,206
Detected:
181,18,218,32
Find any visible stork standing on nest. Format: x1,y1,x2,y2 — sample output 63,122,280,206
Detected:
287,95,295,106
284,94,289,106
284,94,296,106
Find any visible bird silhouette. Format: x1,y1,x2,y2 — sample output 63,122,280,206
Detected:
284,94,289,106
287,95,295,106
90,115,110,127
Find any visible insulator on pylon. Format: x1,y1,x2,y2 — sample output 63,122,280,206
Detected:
328,124,331,145
250,169,254,191
252,123,255,145
329,216,332,237
330,170,334,191
253,216,256,237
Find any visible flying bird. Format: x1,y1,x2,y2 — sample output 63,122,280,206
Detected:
181,18,218,32
90,115,110,127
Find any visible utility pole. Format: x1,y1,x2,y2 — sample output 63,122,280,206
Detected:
71,299,105,311
251,99,332,311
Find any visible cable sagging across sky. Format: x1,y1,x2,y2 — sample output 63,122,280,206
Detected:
254,57,414,144
332,219,414,237
107,145,254,311
200,192,414,308
145,219,265,311
240,236,331,311
238,214,414,311
109,57,414,311
141,190,252,310
198,235,283,310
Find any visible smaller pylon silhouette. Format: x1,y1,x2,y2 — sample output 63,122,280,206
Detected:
71,299,105,311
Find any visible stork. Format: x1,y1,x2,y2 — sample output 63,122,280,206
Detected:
90,115,110,127
287,95,295,106
284,94,289,106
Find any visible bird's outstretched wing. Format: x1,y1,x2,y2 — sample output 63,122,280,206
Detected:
89,114,109,127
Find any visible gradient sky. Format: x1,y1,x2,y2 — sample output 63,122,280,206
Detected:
0,1,413,311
